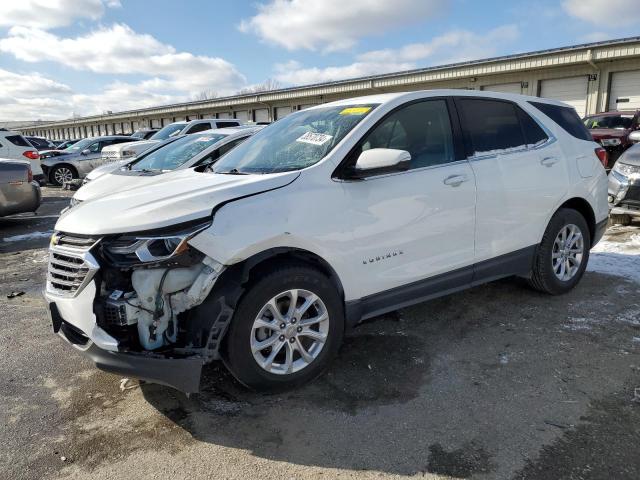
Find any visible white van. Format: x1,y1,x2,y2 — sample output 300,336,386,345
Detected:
45,90,608,393
0,129,44,184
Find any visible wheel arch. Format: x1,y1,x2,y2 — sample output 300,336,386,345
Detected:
556,197,596,246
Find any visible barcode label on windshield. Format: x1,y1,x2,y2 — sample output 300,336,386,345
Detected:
296,132,333,146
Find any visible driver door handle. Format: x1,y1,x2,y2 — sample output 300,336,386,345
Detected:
443,174,469,187
541,156,559,167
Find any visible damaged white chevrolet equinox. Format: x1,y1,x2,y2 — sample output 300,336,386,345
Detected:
46,90,608,393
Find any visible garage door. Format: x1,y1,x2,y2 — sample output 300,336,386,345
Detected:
234,111,249,122
274,106,292,120
609,70,640,111
299,103,318,110
254,108,270,123
482,82,522,94
540,76,589,117
217,112,232,119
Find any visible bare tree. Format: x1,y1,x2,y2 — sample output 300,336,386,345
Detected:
193,89,219,101
237,78,282,95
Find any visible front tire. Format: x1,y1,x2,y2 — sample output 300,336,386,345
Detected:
528,208,591,295
50,165,77,186
223,265,344,391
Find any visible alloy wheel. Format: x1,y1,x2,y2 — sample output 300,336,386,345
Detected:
54,167,74,185
250,289,329,375
552,223,584,281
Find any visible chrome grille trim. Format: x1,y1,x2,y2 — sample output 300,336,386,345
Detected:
46,234,101,298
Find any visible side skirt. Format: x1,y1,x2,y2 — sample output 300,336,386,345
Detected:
345,245,537,327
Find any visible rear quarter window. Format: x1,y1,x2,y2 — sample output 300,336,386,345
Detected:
7,135,32,147
529,101,592,141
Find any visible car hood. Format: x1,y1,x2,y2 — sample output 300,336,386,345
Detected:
84,160,131,181
102,139,158,153
75,170,170,201
56,169,300,235
589,128,628,140
617,144,640,167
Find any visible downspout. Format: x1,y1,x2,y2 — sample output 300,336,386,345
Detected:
586,49,602,114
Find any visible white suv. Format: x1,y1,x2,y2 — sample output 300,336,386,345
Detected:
0,129,44,184
45,90,608,393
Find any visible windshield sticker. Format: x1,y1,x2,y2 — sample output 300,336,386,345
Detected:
296,132,333,146
196,136,213,142
339,107,372,115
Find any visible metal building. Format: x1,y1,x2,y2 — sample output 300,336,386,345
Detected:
17,36,640,140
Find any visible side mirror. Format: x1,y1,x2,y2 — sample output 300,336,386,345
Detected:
349,148,411,179
629,131,640,144
81,149,91,155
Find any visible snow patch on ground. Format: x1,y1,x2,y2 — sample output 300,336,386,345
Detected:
588,235,640,285
2,231,53,243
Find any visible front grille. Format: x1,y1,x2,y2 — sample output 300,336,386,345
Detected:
47,233,100,297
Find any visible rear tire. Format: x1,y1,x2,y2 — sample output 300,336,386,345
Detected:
528,208,590,295
50,165,77,186
223,264,344,392
610,213,632,226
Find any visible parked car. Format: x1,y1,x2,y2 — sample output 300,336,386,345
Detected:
0,160,41,217
130,129,159,140
607,142,640,225
0,129,44,184
56,139,80,150
99,119,244,168
40,135,133,186
583,110,640,166
45,90,607,393
73,126,262,205
25,136,57,151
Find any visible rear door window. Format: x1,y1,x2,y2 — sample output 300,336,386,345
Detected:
517,108,549,146
216,121,240,128
456,98,526,156
529,101,592,141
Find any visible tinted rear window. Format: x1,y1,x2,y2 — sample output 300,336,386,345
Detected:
7,135,31,147
529,101,592,141
457,98,526,156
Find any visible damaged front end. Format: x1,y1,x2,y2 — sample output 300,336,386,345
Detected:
46,220,236,393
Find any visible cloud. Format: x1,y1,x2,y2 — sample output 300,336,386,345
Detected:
0,24,246,96
562,0,640,26
0,0,116,29
275,25,520,85
239,0,447,52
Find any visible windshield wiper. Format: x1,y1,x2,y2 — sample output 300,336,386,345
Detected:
218,168,249,175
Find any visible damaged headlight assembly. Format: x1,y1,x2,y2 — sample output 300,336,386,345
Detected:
99,219,225,351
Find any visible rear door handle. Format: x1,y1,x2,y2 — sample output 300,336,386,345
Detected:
541,156,559,167
443,174,469,187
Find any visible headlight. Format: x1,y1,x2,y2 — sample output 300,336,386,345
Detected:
103,219,211,264
612,161,640,178
601,138,622,147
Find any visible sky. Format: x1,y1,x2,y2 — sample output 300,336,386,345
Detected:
0,0,638,121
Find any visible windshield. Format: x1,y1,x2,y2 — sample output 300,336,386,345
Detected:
66,138,96,152
130,133,227,171
584,114,634,130
212,104,377,174
149,123,186,140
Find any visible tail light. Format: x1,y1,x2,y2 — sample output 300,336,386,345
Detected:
22,150,40,160
27,166,33,183
594,147,608,168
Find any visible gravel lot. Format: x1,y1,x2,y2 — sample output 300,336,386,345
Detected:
1,187,639,480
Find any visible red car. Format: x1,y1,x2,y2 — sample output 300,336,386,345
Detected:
583,110,640,166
